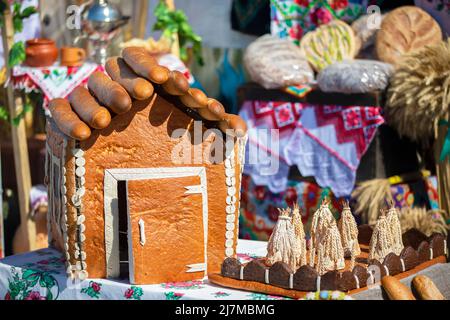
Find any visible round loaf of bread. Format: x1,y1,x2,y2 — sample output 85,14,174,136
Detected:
376,6,442,65
300,20,358,72
244,34,314,89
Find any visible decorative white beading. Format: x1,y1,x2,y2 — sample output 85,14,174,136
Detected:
224,147,237,258
72,146,88,279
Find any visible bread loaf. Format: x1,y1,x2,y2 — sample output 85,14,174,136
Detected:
198,99,225,121
244,34,314,89
300,20,358,72
381,276,416,300
218,114,247,138
376,6,442,65
48,98,91,140
162,70,189,96
412,275,445,300
68,87,111,129
105,57,154,100
317,60,393,93
179,88,208,109
88,71,132,114
122,47,170,84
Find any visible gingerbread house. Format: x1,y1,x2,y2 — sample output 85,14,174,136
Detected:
45,47,248,285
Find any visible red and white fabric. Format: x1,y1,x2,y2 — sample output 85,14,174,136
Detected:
240,100,384,197
12,62,103,111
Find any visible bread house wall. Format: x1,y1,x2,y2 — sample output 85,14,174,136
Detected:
46,121,79,277
74,94,245,280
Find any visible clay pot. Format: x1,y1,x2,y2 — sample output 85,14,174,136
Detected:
24,38,58,68
60,47,86,67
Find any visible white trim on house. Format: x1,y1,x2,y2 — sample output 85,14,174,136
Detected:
104,167,209,281
51,154,61,230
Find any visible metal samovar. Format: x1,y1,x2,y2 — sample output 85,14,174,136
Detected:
81,0,130,65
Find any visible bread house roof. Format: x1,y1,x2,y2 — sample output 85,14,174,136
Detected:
48,47,247,142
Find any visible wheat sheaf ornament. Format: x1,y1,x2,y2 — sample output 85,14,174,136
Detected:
266,208,301,272
315,213,346,275
386,39,450,143
292,204,307,267
309,199,335,267
338,200,361,259
385,201,404,255
368,209,394,263
309,199,345,274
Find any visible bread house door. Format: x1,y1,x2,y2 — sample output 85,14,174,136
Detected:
104,167,208,285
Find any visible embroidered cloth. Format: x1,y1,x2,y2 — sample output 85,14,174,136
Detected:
270,0,369,45
240,100,384,197
12,62,103,110
240,174,345,241
239,174,441,241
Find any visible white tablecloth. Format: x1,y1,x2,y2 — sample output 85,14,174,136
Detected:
0,240,292,300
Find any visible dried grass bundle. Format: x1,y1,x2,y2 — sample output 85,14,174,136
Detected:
386,39,450,142
351,179,392,225
399,207,449,236
338,200,361,258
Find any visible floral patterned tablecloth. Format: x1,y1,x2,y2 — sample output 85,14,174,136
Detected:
0,240,292,300
270,0,370,45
